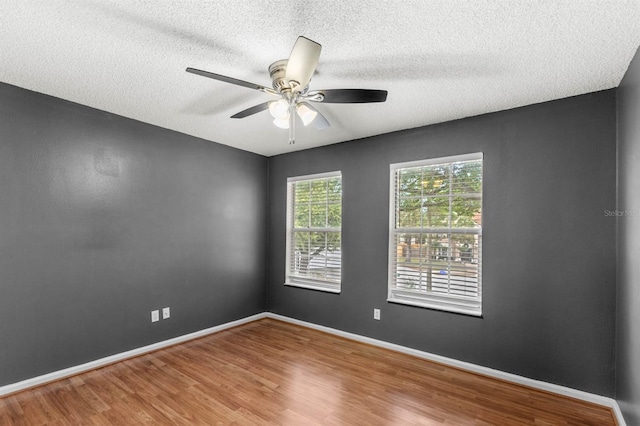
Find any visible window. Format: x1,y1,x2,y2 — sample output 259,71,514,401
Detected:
389,153,483,316
286,171,342,293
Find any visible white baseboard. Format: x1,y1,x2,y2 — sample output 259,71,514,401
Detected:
612,403,627,426
0,311,626,425
0,312,267,398
265,313,626,426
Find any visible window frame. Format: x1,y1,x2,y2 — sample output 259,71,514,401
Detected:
285,171,342,293
388,153,483,316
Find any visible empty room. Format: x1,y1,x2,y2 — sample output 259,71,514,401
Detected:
1,1,640,425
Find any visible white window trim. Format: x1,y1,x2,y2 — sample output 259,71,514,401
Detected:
285,171,342,293
388,153,483,316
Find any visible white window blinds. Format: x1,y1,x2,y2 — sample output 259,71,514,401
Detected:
388,153,483,316
286,171,342,293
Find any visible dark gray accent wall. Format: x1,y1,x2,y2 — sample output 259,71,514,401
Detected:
0,82,267,387
616,46,640,424
268,91,617,396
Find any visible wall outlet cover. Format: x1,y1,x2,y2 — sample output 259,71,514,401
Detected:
151,310,160,323
162,307,170,319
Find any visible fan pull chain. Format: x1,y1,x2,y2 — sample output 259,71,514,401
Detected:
288,101,295,144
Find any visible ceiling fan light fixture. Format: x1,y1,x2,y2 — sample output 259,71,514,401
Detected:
296,103,317,126
273,117,290,129
269,99,289,119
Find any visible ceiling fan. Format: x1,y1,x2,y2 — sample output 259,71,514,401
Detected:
186,36,388,145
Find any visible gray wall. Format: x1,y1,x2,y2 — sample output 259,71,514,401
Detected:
0,82,267,387
617,46,640,424
268,90,617,396
0,75,622,401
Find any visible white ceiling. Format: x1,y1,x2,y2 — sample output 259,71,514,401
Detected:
1,1,640,157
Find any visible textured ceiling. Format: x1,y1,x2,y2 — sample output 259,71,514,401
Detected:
1,1,640,156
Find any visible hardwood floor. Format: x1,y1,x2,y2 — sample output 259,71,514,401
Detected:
0,318,615,425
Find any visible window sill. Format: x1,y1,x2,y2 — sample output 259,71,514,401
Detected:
387,296,482,317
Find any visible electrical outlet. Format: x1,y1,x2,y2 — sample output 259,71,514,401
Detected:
151,310,160,323
374,308,381,320
162,307,170,320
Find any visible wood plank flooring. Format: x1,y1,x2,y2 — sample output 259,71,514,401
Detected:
0,318,615,425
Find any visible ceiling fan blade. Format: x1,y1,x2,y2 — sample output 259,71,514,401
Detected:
230,102,271,119
186,67,276,94
306,89,388,103
298,102,330,130
285,36,321,92
312,111,330,130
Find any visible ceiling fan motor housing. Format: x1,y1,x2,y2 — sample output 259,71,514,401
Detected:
269,60,290,93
